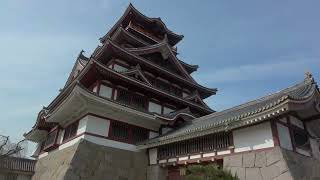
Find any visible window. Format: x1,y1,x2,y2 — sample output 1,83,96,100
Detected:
163,106,175,114
99,84,112,98
277,116,311,156
115,88,131,105
131,93,147,110
110,121,129,141
158,132,231,159
293,130,310,151
109,121,149,144
63,122,79,142
43,128,59,151
115,88,147,110
148,101,162,114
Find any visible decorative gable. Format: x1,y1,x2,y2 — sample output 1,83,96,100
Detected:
185,91,211,109
122,64,152,85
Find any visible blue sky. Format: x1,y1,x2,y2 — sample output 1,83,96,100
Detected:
0,0,319,156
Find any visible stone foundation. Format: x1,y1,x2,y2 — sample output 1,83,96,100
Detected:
223,147,320,180
32,139,148,180
146,165,167,180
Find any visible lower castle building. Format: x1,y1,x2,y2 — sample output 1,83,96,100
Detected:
24,4,320,180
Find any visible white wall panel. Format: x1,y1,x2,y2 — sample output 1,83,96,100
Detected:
86,115,110,137
149,148,158,165
233,122,274,153
277,123,293,150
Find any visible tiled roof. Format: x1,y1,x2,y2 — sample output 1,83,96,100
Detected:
140,75,318,148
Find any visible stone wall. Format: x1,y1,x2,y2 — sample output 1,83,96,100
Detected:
32,139,148,180
0,173,32,180
223,147,320,180
32,141,80,180
282,148,320,180
146,166,167,180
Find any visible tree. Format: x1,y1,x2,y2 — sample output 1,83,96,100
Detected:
185,164,238,180
0,135,27,161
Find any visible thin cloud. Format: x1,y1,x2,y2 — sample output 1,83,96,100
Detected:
195,56,319,84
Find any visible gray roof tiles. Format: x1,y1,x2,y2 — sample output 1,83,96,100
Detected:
142,75,317,146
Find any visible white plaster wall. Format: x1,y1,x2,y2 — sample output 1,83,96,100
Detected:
190,154,201,159
149,148,158,165
277,122,293,150
57,129,64,144
83,134,139,152
38,152,49,159
233,121,274,153
86,115,110,137
58,135,85,150
77,116,89,135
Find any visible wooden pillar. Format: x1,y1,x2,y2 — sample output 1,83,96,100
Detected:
270,120,280,146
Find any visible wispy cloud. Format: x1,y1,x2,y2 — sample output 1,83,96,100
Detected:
195,56,319,84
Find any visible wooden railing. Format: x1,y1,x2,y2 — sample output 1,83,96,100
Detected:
158,132,231,159
0,157,36,172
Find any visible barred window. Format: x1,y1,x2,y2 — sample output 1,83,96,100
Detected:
158,132,231,159
109,121,149,144
43,128,59,151
63,121,78,142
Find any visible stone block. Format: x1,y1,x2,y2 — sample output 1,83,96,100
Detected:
266,147,282,166
225,154,243,167
243,152,255,168
230,167,245,180
274,160,288,174
254,151,266,167
245,168,263,180
260,163,281,180
274,172,293,180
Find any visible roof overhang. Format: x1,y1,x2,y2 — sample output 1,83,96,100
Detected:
24,129,48,143
45,84,160,131
139,86,320,149
138,103,290,149
100,3,183,46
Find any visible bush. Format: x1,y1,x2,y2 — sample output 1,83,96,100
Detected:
185,164,238,180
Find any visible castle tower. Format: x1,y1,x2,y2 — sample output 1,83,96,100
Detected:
24,4,216,180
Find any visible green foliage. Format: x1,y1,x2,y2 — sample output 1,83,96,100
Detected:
185,164,238,180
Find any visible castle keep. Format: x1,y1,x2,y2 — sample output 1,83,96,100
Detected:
25,4,320,180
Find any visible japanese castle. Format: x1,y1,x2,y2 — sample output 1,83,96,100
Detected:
25,4,320,180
